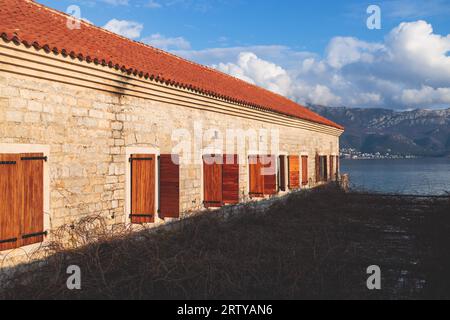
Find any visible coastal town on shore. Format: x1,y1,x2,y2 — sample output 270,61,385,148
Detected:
340,148,418,160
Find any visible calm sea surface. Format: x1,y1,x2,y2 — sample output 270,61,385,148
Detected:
341,158,450,195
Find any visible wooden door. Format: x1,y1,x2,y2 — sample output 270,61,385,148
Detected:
203,155,223,207
130,154,156,224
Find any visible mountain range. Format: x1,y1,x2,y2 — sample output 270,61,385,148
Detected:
307,105,450,157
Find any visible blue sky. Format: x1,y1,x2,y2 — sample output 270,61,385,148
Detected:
37,0,450,109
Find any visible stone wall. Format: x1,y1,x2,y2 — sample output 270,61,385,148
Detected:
0,69,339,234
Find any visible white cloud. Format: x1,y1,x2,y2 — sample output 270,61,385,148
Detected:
142,34,191,50
401,86,450,105
103,19,143,39
174,20,450,109
326,37,385,69
214,52,292,96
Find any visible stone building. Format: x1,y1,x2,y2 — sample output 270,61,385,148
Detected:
0,0,343,256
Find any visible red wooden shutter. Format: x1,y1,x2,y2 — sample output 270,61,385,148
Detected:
288,155,300,189
262,155,277,195
222,154,239,205
130,154,156,224
159,154,180,219
20,153,45,247
249,155,264,197
203,155,223,207
278,155,286,192
301,156,308,186
0,154,20,251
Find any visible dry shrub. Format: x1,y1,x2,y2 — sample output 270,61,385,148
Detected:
1,186,449,300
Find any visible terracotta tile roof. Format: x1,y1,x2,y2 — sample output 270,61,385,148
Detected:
0,0,343,130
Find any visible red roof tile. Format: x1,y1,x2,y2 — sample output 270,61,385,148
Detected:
0,0,343,130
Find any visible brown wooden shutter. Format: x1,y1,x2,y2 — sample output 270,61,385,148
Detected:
263,155,277,195
315,154,320,183
20,153,45,247
130,154,156,224
0,154,20,251
336,156,340,178
278,155,286,192
159,154,180,219
330,155,335,181
288,155,300,189
222,154,239,205
301,156,308,186
249,155,264,197
203,155,223,207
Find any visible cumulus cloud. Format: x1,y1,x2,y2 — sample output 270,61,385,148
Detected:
103,19,143,39
215,52,292,96
175,20,450,109
142,34,191,50
401,86,450,105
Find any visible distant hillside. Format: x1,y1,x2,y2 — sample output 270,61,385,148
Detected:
307,105,450,157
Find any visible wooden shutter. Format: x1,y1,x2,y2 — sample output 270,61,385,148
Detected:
315,154,320,183
249,155,264,197
278,155,286,192
222,154,239,205
262,155,277,195
336,156,340,178
159,154,180,219
0,154,20,251
130,154,155,224
20,153,45,247
301,156,308,186
203,155,223,207
330,155,335,181
288,155,300,189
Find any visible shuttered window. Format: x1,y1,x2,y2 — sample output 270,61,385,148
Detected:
316,155,328,182
249,155,264,197
336,156,340,178
278,155,286,192
222,155,239,205
329,155,335,181
288,155,300,189
0,153,45,251
159,154,180,219
249,155,277,197
130,154,156,224
301,156,308,186
203,155,223,208
203,155,240,208
263,155,277,195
